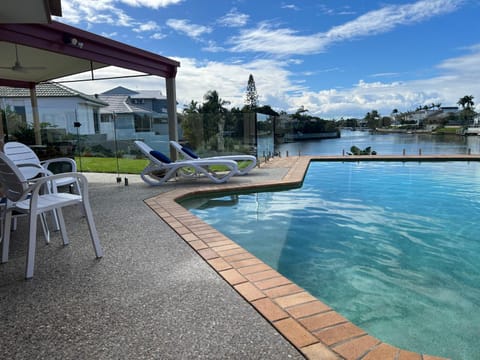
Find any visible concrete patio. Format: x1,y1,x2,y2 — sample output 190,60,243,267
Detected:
0,159,303,359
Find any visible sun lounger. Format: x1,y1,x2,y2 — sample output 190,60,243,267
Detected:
170,141,257,175
134,141,239,186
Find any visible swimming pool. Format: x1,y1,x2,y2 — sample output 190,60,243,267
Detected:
182,161,480,359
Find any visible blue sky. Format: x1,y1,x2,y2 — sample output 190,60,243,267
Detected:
56,0,480,119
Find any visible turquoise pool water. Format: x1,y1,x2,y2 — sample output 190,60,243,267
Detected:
182,161,480,359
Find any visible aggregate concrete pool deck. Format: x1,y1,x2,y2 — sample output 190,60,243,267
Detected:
2,154,475,359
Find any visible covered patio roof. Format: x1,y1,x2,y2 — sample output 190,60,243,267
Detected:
0,21,179,88
0,21,180,156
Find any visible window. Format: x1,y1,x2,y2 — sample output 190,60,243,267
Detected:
101,114,112,123
93,110,100,133
134,115,152,132
13,106,26,123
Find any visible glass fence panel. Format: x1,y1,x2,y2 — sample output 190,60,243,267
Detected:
1,104,282,175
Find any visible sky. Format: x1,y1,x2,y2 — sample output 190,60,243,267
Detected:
55,0,480,119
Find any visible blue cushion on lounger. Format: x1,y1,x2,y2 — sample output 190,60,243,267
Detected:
182,146,199,159
150,150,172,163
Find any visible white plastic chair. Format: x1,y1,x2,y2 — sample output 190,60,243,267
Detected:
0,152,103,279
3,141,80,194
170,140,257,175
134,140,239,186
0,198,51,244
4,141,83,230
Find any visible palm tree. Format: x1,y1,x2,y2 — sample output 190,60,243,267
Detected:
201,90,230,151
457,95,476,126
202,90,230,113
457,95,474,110
181,101,202,148
183,100,199,114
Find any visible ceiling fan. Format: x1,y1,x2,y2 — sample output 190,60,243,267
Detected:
0,44,46,72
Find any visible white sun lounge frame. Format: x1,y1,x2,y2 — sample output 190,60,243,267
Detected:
169,141,257,176
134,141,239,186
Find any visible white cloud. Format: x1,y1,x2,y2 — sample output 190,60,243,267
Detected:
59,0,183,27
166,19,213,39
218,8,249,27
370,72,401,78
101,31,119,38
151,33,167,40
55,38,480,120
325,0,460,42
172,57,299,110
202,41,226,53
229,0,462,56
59,0,134,26
229,22,325,55
133,21,160,32
281,4,300,11
119,0,184,9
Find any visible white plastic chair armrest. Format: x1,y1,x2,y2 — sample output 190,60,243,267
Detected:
17,163,52,179
28,172,87,197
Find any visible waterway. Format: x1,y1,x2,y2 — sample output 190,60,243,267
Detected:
277,130,480,156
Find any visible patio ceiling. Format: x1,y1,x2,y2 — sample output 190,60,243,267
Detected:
0,0,62,24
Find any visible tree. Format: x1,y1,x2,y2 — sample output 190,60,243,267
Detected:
457,95,476,125
364,110,380,129
201,90,230,151
244,74,259,110
202,90,230,113
457,95,474,110
180,101,203,148
255,105,279,116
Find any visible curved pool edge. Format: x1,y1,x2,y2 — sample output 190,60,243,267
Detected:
144,155,468,360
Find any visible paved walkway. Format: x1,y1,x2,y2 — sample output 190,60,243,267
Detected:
2,154,469,359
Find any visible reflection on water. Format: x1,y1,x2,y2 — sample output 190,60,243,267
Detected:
183,161,480,359
277,129,480,156
180,195,239,210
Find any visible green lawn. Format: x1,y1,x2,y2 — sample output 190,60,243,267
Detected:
74,156,252,174
75,157,148,174
433,127,460,134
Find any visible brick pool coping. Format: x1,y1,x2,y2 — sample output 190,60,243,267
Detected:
144,155,477,360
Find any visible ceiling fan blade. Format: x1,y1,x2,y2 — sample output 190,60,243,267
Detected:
0,44,47,72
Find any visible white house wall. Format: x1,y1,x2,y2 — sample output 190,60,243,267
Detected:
75,103,96,135
100,121,115,141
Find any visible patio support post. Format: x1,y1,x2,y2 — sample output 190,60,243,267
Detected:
29,86,42,145
166,76,178,161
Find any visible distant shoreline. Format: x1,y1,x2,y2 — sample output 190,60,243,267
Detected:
373,128,465,136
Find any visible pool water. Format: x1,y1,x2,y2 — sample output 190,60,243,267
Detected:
182,161,480,359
